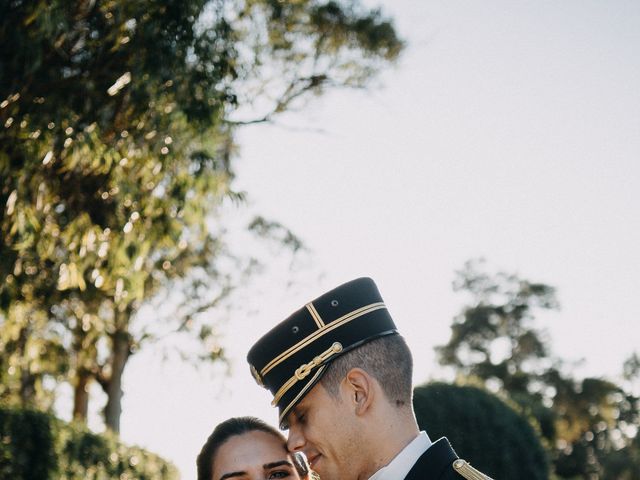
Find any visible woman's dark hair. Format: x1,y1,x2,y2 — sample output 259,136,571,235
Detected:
196,416,287,480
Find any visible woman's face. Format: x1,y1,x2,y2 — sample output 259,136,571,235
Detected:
211,430,303,480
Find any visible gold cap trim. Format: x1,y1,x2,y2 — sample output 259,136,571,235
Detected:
260,302,385,377
306,302,325,328
272,342,343,407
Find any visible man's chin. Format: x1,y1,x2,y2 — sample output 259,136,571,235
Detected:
310,456,332,480
310,456,354,480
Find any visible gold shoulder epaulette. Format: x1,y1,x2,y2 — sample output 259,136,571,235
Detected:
452,459,494,480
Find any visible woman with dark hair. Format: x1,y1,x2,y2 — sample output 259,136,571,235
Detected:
197,416,318,480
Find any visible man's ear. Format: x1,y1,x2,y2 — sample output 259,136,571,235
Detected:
343,368,374,416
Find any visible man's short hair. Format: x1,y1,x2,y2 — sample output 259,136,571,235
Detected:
320,334,413,408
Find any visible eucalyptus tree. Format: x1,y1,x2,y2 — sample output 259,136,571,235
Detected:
0,0,402,432
437,259,640,478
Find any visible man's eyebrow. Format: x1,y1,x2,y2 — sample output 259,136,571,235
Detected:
264,460,293,469
292,405,306,418
219,471,246,480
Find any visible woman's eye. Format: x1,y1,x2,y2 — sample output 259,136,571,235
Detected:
268,471,290,479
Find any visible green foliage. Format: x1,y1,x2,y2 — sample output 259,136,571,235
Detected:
414,382,549,479
0,303,68,410
0,0,402,431
0,405,178,480
1,1,242,424
436,258,558,395
224,0,403,123
0,407,56,480
437,259,640,479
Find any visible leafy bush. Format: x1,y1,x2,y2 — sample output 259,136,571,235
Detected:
413,382,549,479
0,406,178,480
0,407,56,480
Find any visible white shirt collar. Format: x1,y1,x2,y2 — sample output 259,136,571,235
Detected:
368,431,432,480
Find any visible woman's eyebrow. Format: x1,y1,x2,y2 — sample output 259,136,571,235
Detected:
220,471,246,480
263,460,293,469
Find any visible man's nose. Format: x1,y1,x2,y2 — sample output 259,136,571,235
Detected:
287,425,306,452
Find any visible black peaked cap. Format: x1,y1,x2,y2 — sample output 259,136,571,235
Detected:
247,277,398,428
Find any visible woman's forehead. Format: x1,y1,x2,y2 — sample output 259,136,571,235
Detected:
214,430,291,469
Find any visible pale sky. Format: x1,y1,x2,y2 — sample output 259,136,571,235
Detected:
108,1,640,477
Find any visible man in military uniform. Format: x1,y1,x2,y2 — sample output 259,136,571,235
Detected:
248,277,493,480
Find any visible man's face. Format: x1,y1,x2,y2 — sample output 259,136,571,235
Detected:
285,381,362,480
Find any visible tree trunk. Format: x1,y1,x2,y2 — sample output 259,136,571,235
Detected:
19,369,36,406
17,325,36,406
104,328,131,433
73,371,90,421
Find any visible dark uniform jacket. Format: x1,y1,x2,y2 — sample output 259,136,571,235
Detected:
404,438,493,480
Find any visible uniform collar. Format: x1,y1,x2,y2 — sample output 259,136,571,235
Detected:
368,431,432,480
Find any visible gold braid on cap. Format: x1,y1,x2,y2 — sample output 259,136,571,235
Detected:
271,342,343,407
260,302,385,377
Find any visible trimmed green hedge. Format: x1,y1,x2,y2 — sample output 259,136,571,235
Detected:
0,406,178,480
414,382,549,479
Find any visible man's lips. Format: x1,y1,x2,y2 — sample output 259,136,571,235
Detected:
307,453,321,469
